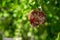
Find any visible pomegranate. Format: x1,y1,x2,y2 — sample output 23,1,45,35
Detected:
28,9,46,27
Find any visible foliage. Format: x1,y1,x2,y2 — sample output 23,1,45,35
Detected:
0,0,60,40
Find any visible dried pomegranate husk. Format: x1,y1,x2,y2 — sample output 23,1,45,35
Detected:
28,9,46,27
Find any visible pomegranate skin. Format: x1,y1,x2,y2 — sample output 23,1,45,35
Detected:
28,9,46,27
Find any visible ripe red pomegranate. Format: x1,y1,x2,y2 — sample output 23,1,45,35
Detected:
28,9,46,27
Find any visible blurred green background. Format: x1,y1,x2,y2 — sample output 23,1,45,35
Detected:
0,0,60,40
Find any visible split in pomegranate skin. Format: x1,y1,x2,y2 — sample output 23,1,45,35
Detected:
28,9,46,27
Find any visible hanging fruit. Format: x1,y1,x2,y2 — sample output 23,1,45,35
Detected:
28,9,46,27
